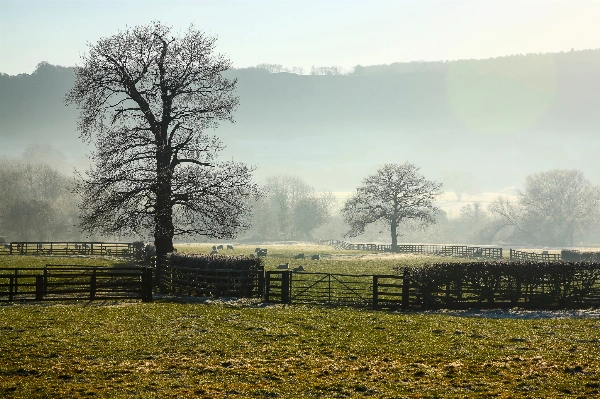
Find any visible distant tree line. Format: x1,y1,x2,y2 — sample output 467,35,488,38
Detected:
0,159,81,241
245,175,333,241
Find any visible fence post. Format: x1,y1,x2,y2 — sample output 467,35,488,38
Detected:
142,267,153,303
372,275,379,310
281,271,290,304
43,267,48,296
264,272,271,301
35,275,44,301
9,276,13,301
402,268,410,310
257,267,265,299
90,269,96,300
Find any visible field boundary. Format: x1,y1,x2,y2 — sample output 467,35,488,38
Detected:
0,242,142,257
316,239,503,259
265,262,600,310
0,265,152,302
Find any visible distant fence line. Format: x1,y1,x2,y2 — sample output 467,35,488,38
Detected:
0,265,152,302
509,249,561,262
315,239,503,259
0,242,142,257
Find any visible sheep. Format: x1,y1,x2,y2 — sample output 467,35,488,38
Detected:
311,254,320,261
293,265,305,272
277,263,289,269
294,253,305,259
257,248,268,257
212,245,217,251
210,250,219,255
217,245,224,250
227,245,234,250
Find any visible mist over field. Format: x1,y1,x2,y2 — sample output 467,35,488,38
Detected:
2,49,599,195
1,49,600,245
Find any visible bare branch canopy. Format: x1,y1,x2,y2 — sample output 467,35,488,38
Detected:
65,21,259,258
342,163,442,251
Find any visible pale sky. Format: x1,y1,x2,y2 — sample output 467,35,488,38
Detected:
1,0,599,75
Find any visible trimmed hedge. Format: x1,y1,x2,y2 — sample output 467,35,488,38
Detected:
404,261,600,309
561,249,600,262
166,252,263,271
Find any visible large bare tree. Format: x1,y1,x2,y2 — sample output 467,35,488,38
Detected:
65,22,258,258
342,163,441,251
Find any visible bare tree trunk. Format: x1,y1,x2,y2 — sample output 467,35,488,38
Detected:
154,149,174,260
391,219,398,252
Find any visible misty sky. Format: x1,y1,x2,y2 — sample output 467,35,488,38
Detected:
1,0,599,75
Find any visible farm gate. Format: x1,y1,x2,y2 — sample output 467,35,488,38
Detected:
0,265,153,302
265,265,600,310
265,271,413,310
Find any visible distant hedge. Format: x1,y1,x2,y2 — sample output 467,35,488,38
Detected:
561,249,600,262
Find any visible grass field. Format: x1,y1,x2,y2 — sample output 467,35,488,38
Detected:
1,244,600,398
2,300,600,398
175,243,458,274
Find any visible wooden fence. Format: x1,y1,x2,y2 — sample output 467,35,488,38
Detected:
156,263,264,298
0,242,141,257
265,264,600,310
0,265,152,302
509,249,561,262
316,239,503,259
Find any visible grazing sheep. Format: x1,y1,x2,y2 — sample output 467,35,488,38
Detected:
311,254,320,261
257,248,268,257
294,253,305,259
217,245,224,250
277,263,290,269
227,245,234,250
293,265,305,272
212,245,217,251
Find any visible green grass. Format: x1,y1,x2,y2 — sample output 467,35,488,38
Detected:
1,301,600,398
175,243,456,274
2,247,600,397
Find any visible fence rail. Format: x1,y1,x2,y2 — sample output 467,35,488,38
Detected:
156,263,264,298
0,265,152,302
0,242,141,257
315,239,503,259
265,264,600,310
509,249,561,262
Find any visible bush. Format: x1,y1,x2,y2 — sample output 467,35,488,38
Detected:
404,261,600,309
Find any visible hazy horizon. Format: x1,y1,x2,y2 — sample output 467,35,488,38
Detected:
2,0,599,76
1,0,599,228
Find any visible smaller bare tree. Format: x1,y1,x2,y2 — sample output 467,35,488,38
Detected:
342,163,441,251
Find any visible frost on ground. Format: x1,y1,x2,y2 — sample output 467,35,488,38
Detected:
428,308,600,319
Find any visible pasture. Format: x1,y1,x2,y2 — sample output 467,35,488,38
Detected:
1,244,600,398
175,242,458,275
